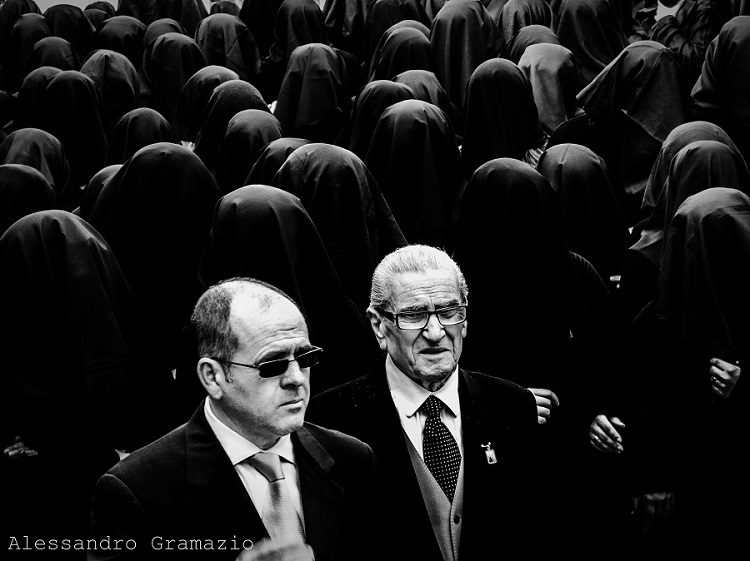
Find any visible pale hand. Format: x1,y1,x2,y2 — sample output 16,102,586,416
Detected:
589,415,625,453
528,387,560,425
710,357,741,399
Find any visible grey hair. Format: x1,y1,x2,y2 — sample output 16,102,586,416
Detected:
191,277,305,369
369,245,468,311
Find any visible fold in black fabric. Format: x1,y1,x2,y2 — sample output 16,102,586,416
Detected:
363,0,431,71
86,142,221,367
106,106,176,165
462,57,544,177
0,163,55,234
392,68,464,138
197,184,379,394
14,66,61,130
497,0,552,45
239,0,284,58
0,0,41,63
274,43,351,143
81,49,140,125
169,64,239,142
1,13,50,93
502,23,560,63
155,0,208,36
577,41,690,223
193,79,269,171
430,0,504,113
93,14,147,70
537,142,629,283
364,99,464,250
345,79,415,158
245,137,311,185
117,0,157,27
211,0,240,16
77,163,121,220
194,12,261,83
27,35,81,74
43,3,94,61
142,16,185,48
272,142,407,309
215,108,284,193
0,127,70,198
368,24,436,82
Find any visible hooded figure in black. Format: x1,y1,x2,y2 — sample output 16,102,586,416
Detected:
80,49,140,126
194,12,262,84
27,35,81,73
245,137,311,185
273,43,351,144
0,163,54,234
155,0,208,37
43,3,95,62
367,23,437,82
105,106,177,165
13,65,61,130
0,210,175,540
0,127,69,200
272,142,407,310
452,157,627,554
214,108,284,194
0,12,50,93
503,22,560,63
93,14,147,71
365,99,464,251
169,64,239,142
86,142,221,369
193,184,379,404
363,0,431,73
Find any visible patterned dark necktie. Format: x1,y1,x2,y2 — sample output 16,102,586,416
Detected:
421,395,461,502
247,452,305,542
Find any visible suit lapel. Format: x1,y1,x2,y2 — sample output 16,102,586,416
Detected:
183,406,268,542
294,426,344,561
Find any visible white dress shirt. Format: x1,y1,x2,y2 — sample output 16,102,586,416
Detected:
385,354,464,458
203,398,306,528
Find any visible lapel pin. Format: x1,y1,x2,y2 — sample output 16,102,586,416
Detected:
481,442,497,465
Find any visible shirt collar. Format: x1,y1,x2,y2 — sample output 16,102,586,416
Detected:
385,354,461,418
204,398,296,466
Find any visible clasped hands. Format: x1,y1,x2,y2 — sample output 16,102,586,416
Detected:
710,357,740,399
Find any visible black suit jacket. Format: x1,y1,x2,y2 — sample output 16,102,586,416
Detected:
306,357,558,560
88,404,379,561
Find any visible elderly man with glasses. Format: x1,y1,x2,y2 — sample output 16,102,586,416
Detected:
88,277,379,561
306,244,560,561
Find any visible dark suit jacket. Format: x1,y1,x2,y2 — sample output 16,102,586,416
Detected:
88,404,379,561
306,357,559,560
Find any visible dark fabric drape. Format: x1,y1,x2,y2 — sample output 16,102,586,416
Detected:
1,13,50,93
84,7,111,30
193,79,270,171
142,16,185,48
498,0,552,45
194,12,262,83
106,106,176,165
215,108,284,193
322,0,369,59
43,3,95,62
117,0,158,27
368,24,436,82
0,163,54,234
272,142,407,309
577,41,690,224
93,15,147,70
0,127,70,199
553,0,627,91
87,1,117,17
38,70,111,206
345,79,415,159
0,0,41,63
86,142,220,368
363,0,431,72
430,0,504,113
392,69,464,140
691,16,750,166
142,31,206,120
238,0,284,59
14,66,61,130
0,209,175,536
364,99,464,250
462,57,544,177
502,23,560,63
273,43,351,143
196,184,379,395
155,0,208,36
27,35,81,74
78,163,122,220
537,142,630,284
169,64,239,142
80,49,140,126
517,43,579,136
211,1,241,17
245,137,311,185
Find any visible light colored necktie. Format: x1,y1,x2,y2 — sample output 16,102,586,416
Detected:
247,451,305,542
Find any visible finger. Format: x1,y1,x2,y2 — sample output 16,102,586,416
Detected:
610,416,626,429
710,365,725,380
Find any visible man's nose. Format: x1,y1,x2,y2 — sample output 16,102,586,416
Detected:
282,360,307,386
421,313,445,341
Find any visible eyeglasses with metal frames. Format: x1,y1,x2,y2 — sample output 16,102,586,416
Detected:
215,346,324,378
378,305,467,330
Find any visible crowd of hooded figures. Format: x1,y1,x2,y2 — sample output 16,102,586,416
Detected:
1,0,749,558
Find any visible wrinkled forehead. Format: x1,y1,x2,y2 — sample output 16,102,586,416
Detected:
387,269,463,311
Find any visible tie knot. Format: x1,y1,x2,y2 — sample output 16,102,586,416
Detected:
421,395,444,419
248,451,285,483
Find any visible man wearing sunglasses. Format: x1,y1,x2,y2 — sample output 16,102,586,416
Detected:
89,277,379,560
307,245,558,560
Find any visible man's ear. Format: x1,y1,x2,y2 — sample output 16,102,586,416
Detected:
366,306,388,351
197,358,227,399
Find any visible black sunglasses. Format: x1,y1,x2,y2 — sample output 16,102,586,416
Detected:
217,346,324,378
